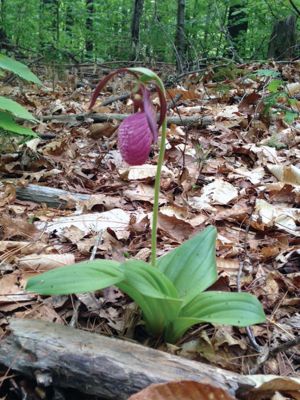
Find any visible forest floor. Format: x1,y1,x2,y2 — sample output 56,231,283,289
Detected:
0,61,299,399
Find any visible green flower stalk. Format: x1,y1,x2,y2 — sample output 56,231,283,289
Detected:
89,67,167,266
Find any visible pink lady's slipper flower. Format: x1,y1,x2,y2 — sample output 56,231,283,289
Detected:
89,69,166,166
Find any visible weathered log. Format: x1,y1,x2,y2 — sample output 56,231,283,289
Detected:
0,319,255,399
40,112,213,127
16,184,90,208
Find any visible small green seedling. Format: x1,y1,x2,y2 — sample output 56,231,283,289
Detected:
26,68,265,343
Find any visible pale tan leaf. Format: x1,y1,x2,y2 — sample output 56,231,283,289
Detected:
128,380,236,400
228,166,265,185
245,375,300,398
267,164,300,186
189,179,238,211
119,165,174,180
18,253,75,271
252,199,300,236
35,208,131,236
124,183,167,204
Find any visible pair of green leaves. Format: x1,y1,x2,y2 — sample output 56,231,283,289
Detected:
0,54,41,137
26,226,265,343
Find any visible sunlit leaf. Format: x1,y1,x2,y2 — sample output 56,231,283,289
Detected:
0,96,37,121
267,79,283,93
0,111,38,137
0,54,41,84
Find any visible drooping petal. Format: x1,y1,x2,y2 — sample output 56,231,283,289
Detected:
118,112,153,165
154,82,167,129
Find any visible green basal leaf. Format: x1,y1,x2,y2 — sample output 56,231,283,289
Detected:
0,96,38,121
165,291,266,343
118,260,182,336
157,226,217,304
0,111,38,137
26,259,123,295
0,54,42,85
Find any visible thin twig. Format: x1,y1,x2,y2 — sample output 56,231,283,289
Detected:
90,231,103,261
270,336,300,357
237,221,263,353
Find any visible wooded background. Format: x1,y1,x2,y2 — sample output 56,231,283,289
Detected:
1,0,300,72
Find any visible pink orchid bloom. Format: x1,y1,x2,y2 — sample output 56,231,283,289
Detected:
89,69,166,166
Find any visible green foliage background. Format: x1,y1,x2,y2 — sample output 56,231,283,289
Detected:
1,0,299,64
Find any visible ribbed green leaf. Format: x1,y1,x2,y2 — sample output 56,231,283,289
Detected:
0,96,37,121
165,291,266,342
26,260,123,295
118,260,182,336
0,54,42,84
0,111,37,137
157,226,218,303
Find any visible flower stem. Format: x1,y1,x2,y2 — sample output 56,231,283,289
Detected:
151,117,167,267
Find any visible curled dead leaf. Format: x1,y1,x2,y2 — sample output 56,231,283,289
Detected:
128,380,236,400
89,122,118,139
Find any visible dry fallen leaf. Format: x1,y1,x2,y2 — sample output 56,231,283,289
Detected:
189,179,238,211
267,164,300,186
18,253,75,271
124,183,167,204
244,375,300,400
35,208,131,236
128,380,236,400
252,199,300,237
119,164,174,180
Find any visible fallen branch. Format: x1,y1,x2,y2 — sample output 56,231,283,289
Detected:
39,112,213,127
16,184,90,208
0,319,255,399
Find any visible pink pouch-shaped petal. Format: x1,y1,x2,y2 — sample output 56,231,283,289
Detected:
142,88,158,142
118,112,153,165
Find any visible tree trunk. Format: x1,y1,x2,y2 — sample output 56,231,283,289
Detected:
267,15,297,60
65,4,74,43
175,0,186,73
40,0,60,52
227,2,248,59
0,0,4,24
55,0,59,44
131,0,144,60
0,0,8,51
85,0,94,56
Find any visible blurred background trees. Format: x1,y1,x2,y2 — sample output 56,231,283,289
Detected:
1,0,299,69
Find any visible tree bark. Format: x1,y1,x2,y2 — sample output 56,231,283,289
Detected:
267,15,297,60
85,0,94,56
0,319,257,399
227,2,248,59
131,0,144,60
175,0,186,73
16,184,91,208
